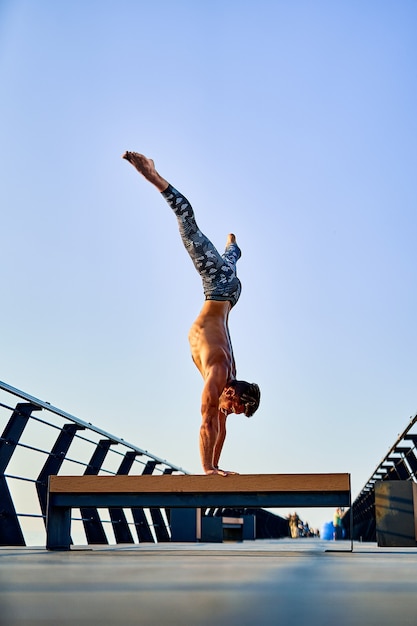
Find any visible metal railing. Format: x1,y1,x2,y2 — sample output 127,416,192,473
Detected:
0,380,189,546
351,411,417,541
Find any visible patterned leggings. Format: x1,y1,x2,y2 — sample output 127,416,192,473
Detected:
162,184,242,307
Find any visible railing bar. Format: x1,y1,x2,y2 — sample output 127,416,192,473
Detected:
10,442,117,473
14,515,161,536
68,433,147,465
0,401,16,411
0,380,188,473
70,517,160,529
132,458,147,467
27,413,63,431
4,474,40,484
28,456,88,471
22,417,168,469
14,506,167,526
54,457,89,469
14,442,54,456
16,427,149,468
70,435,160,468
72,431,122,448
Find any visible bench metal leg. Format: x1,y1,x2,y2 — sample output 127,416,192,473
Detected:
46,504,72,550
201,516,223,543
243,515,256,540
170,508,201,542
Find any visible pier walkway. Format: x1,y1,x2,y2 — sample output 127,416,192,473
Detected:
1,539,417,625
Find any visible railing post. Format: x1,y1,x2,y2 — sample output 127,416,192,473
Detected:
80,439,116,545
143,461,170,542
108,451,139,544
163,467,174,525
129,460,159,543
36,423,85,522
131,504,155,543
0,403,40,546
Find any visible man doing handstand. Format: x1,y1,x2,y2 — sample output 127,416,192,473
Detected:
123,152,260,475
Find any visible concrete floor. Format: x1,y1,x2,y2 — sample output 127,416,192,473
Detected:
1,539,417,626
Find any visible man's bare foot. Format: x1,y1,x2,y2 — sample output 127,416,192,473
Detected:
226,233,237,247
122,151,169,192
204,468,239,476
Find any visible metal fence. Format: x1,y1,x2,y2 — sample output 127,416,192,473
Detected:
351,412,417,541
0,380,189,547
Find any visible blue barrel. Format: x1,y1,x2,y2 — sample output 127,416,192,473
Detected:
321,521,334,540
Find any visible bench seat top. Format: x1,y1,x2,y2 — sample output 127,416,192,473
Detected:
49,473,350,494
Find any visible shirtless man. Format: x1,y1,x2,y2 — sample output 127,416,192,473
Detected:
123,152,260,475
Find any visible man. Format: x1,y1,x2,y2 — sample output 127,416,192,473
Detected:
123,151,260,475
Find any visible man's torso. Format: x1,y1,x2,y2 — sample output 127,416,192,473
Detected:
188,300,236,384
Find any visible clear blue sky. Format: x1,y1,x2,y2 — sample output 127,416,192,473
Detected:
1,0,416,530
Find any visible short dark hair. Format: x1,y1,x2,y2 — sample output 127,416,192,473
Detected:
229,380,261,417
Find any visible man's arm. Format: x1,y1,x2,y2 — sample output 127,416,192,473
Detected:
213,410,227,469
199,368,228,475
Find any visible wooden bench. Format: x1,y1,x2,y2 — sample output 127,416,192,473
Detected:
46,473,351,550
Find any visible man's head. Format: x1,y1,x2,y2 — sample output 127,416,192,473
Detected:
227,380,261,417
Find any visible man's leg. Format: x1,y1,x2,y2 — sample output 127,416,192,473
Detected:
123,151,221,274
123,151,241,304
162,186,243,306
222,234,241,275
161,184,226,274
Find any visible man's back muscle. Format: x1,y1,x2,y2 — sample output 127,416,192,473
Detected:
188,301,235,382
